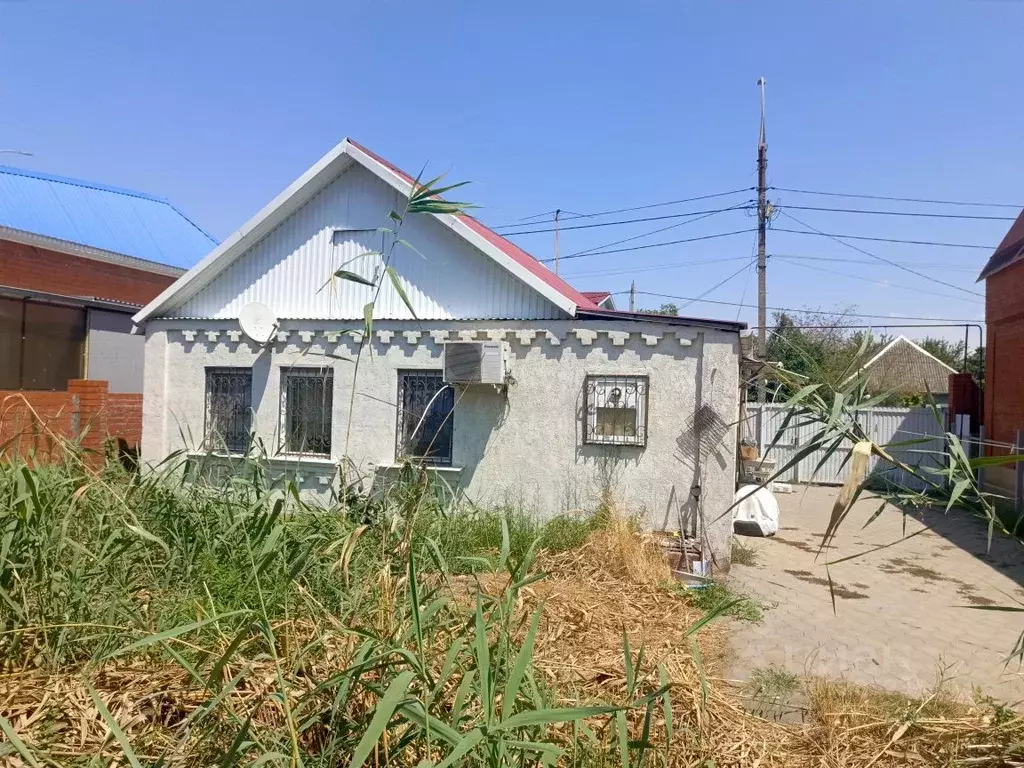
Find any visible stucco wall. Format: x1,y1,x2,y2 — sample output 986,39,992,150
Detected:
142,318,740,569
87,309,144,393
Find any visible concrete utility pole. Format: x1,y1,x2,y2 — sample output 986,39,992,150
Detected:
554,209,561,275
629,280,636,312
756,77,768,405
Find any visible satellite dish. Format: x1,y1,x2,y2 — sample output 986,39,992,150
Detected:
238,302,278,345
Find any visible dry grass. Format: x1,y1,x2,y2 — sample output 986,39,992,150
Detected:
1,519,1022,767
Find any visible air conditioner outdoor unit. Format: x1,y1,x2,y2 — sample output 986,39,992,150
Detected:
443,341,506,385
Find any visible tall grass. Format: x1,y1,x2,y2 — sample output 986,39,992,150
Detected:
0,450,689,766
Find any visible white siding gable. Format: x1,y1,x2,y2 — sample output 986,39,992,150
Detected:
168,165,564,321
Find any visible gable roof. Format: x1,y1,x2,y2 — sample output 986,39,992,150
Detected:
849,335,957,395
0,165,216,273
134,139,598,325
582,290,616,310
977,208,1024,281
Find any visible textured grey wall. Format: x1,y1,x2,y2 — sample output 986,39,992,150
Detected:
87,309,144,393
142,319,740,570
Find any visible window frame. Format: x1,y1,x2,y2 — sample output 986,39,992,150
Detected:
582,374,649,447
395,369,455,466
279,366,334,457
203,367,253,454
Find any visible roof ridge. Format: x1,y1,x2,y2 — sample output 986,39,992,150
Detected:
0,164,171,205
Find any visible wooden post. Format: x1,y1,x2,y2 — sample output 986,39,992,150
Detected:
1015,430,1024,520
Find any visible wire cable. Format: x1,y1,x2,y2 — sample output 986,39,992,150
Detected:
677,259,758,311
489,187,754,229
768,253,981,272
613,290,982,323
771,227,994,250
562,200,753,260
771,186,1023,210
773,257,983,304
536,228,755,264
777,211,984,297
560,254,752,280
492,204,755,236
779,203,1016,223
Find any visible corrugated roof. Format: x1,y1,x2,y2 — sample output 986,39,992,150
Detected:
978,208,1024,281
0,165,217,268
346,140,600,312
853,335,957,395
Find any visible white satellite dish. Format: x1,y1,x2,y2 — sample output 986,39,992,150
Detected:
238,302,278,345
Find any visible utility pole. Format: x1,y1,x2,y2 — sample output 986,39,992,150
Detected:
756,77,768,406
629,280,636,312
554,209,561,275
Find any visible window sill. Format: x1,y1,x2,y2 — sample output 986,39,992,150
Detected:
371,463,463,474
269,454,336,468
186,451,337,468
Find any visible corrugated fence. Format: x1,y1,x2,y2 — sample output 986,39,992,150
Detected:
749,404,948,490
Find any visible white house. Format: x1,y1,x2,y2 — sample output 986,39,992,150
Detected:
132,139,744,570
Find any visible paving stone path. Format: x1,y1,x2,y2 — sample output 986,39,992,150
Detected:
726,486,1024,703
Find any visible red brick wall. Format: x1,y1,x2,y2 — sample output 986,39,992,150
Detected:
0,238,177,305
0,379,142,462
985,260,1024,446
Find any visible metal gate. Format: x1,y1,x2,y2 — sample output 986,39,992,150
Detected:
749,404,947,490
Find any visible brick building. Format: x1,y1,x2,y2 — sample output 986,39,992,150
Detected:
978,209,1024,447
0,165,215,393
0,165,214,457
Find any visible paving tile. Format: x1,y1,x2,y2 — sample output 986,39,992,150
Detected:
726,486,1024,702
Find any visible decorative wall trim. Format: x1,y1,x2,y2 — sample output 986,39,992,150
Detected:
167,326,706,354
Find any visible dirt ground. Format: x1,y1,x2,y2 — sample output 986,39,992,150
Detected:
726,485,1024,704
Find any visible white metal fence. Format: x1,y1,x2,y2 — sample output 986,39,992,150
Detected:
748,404,948,490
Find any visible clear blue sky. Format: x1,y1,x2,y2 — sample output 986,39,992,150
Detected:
4,1,1019,340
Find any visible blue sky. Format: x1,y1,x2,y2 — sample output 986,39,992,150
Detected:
3,1,1019,339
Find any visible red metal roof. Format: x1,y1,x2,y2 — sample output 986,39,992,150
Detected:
582,291,612,303
348,140,598,312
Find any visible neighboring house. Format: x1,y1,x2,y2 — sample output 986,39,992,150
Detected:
0,165,215,393
979,209,1024,447
847,335,956,404
582,291,617,310
132,139,744,569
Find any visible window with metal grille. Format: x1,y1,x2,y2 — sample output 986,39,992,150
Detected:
396,370,454,465
204,368,252,453
583,375,648,447
281,368,333,455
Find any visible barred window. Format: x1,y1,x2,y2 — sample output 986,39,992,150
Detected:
281,368,333,455
396,370,454,466
583,375,648,447
205,368,252,453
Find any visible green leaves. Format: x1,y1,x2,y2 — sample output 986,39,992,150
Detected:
331,269,376,287
385,266,418,319
349,670,417,768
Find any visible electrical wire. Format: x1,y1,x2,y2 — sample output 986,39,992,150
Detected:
561,200,753,260
735,246,757,321
536,228,755,263
779,204,1016,223
491,204,755,236
768,253,981,272
771,186,1023,210
677,259,758,311
771,227,994,250
489,187,754,229
777,211,984,297
613,290,982,323
773,257,983,304
560,254,752,280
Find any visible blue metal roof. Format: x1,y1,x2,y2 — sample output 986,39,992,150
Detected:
0,165,217,268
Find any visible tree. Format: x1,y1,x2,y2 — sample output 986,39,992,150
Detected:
641,303,679,316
